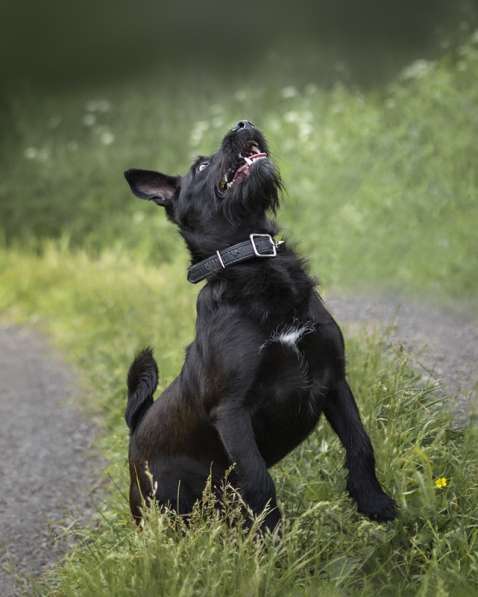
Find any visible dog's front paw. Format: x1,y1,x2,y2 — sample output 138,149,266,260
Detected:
356,492,397,522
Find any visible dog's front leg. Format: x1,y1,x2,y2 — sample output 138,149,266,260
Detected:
323,380,397,522
213,404,281,532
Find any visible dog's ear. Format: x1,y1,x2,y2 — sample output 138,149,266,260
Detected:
124,169,180,207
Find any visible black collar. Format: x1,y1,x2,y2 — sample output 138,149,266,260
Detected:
187,234,283,284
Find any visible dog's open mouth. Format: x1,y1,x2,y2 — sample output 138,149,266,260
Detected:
218,142,268,193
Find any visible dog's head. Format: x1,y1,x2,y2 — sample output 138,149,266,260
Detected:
124,121,281,259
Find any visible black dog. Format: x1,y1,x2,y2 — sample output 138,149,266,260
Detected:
124,120,396,530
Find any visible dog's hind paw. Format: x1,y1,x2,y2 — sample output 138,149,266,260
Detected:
262,506,282,533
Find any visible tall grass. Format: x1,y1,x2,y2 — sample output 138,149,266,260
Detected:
0,245,477,595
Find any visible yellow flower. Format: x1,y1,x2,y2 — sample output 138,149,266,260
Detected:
434,477,448,489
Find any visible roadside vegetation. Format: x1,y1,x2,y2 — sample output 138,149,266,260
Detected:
0,33,477,597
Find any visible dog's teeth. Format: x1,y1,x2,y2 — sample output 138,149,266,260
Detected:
240,152,253,165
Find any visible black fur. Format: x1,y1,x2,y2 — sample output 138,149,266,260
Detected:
124,121,397,530
125,348,158,431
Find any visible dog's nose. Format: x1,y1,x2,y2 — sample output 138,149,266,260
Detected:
232,120,255,132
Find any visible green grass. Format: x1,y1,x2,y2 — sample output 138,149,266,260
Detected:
0,246,477,596
1,32,478,597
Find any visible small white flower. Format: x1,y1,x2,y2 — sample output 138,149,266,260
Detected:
190,120,208,146
24,147,38,159
281,86,298,99
83,113,96,127
24,147,49,161
284,111,299,124
401,59,434,80
339,203,363,228
100,130,115,145
298,122,313,141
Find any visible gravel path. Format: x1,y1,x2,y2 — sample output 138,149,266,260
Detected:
327,293,478,424
0,295,476,593
0,326,102,596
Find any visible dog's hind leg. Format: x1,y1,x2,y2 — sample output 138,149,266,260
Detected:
212,405,281,532
323,380,397,522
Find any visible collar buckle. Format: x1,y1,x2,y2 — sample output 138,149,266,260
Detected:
249,233,277,257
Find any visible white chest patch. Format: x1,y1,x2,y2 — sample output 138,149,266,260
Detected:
270,322,315,349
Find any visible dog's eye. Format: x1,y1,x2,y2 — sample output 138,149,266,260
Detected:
198,162,209,172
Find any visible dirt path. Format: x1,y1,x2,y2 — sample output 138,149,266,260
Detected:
0,326,102,596
327,293,478,424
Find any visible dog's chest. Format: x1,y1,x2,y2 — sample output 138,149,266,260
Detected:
254,322,318,403
267,322,315,350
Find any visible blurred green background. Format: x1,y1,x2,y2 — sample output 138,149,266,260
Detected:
1,0,478,300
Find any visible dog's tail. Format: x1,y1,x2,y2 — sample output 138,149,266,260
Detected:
125,348,158,433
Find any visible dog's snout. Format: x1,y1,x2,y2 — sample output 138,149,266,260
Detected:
232,120,255,133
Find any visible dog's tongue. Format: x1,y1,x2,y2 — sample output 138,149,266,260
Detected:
232,163,250,182
232,152,267,183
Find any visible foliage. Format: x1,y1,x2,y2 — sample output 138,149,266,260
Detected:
1,36,478,299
